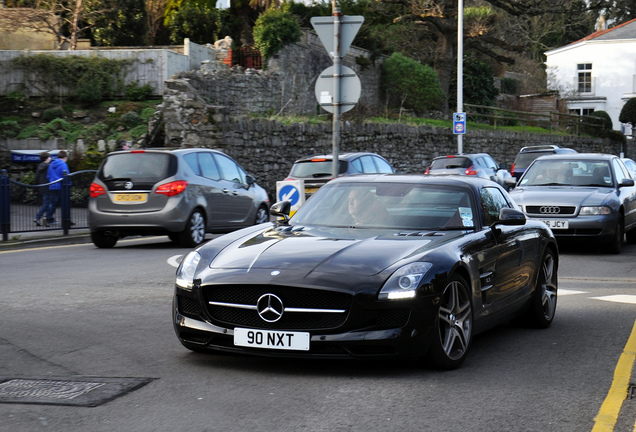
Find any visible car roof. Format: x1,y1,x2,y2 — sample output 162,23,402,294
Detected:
533,153,618,162
293,152,386,163
328,173,501,190
108,148,225,156
432,153,490,159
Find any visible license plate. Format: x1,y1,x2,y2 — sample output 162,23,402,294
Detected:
113,193,147,203
541,219,569,229
305,187,319,194
234,328,310,351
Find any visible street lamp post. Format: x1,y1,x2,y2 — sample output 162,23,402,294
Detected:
457,0,463,155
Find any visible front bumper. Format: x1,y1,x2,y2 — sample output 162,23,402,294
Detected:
527,213,618,242
172,290,438,360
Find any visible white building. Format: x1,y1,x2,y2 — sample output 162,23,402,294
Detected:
545,18,636,133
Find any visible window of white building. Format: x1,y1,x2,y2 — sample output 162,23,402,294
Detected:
577,63,592,93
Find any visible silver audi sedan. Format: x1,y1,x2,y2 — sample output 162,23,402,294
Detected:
509,153,636,253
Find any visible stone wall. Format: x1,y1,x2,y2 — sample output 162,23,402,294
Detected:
160,79,627,198
172,29,384,117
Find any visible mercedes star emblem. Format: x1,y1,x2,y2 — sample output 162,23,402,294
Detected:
257,294,284,323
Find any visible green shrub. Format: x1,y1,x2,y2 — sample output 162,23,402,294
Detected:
17,125,38,139
590,110,612,130
125,82,154,101
121,111,142,128
42,108,65,121
6,90,25,108
129,124,147,139
140,107,156,122
253,9,301,63
382,53,444,114
619,97,636,126
0,120,20,138
38,118,79,140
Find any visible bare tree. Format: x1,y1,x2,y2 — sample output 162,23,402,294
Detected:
145,0,167,44
1,0,118,49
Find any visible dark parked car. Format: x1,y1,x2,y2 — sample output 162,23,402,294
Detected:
511,145,577,181
173,175,558,369
285,152,394,197
89,148,270,248
425,153,513,189
509,153,636,253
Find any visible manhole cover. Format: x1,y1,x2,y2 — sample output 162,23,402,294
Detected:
0,376,155,407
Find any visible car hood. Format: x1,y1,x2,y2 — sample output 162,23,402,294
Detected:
208,226,465,276
510,186,613,206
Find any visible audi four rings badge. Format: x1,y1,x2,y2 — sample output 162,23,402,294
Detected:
540,206,561,214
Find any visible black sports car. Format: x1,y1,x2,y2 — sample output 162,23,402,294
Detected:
173,175,558,369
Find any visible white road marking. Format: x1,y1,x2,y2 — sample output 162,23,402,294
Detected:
591,295,636,305
167,254,183,268
559,289,587,296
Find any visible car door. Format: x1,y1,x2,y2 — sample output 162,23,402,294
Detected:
213,153,254,225
478,155,499,181
184,152,232,226
479,186,539,311
613,158,636,230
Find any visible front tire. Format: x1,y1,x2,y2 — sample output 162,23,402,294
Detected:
428,274,473,370
179,210,206,248
606,216,624,254
91,231,118,248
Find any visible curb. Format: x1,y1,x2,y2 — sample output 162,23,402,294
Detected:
0,230,92,250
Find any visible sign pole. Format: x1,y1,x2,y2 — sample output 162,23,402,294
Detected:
457,0,463,154
331,1,341,179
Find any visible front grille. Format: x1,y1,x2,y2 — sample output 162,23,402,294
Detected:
203,285,351,331
376,309,410,329
525,205,576,216
177,295,202,318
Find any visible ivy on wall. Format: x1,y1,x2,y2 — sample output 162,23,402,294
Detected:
10,54,135,106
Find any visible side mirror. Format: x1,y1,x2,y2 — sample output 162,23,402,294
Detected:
504,177,517,189
270,200,291,223
245,174,256,188
619,178,635,187
493,207,526,227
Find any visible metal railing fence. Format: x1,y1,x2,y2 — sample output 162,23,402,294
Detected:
0,169,97,241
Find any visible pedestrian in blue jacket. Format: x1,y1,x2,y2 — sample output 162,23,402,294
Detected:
44,150,70,226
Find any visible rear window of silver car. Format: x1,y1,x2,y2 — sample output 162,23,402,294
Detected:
99,153,177,183
290,160,347,177
430,157,472,169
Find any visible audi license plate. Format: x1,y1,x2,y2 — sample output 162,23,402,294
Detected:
541,219,569,229
234,328,310,351
113,193,147,203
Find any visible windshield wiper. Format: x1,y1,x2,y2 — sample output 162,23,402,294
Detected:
104,177,132,182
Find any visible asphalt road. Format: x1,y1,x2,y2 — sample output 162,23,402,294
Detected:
1,235,635,432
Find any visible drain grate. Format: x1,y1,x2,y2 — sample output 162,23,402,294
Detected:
0,376,155,407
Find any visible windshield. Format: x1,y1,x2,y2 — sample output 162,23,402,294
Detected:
291,182,475,230
519,159,613,187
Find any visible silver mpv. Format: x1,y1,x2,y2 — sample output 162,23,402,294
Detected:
88,148,270,248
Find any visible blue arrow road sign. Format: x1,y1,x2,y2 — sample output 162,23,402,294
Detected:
278,184,300,206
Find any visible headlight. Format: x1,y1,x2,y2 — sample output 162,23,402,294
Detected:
579,206,611,215
379,262,433,300
176,251,201,290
